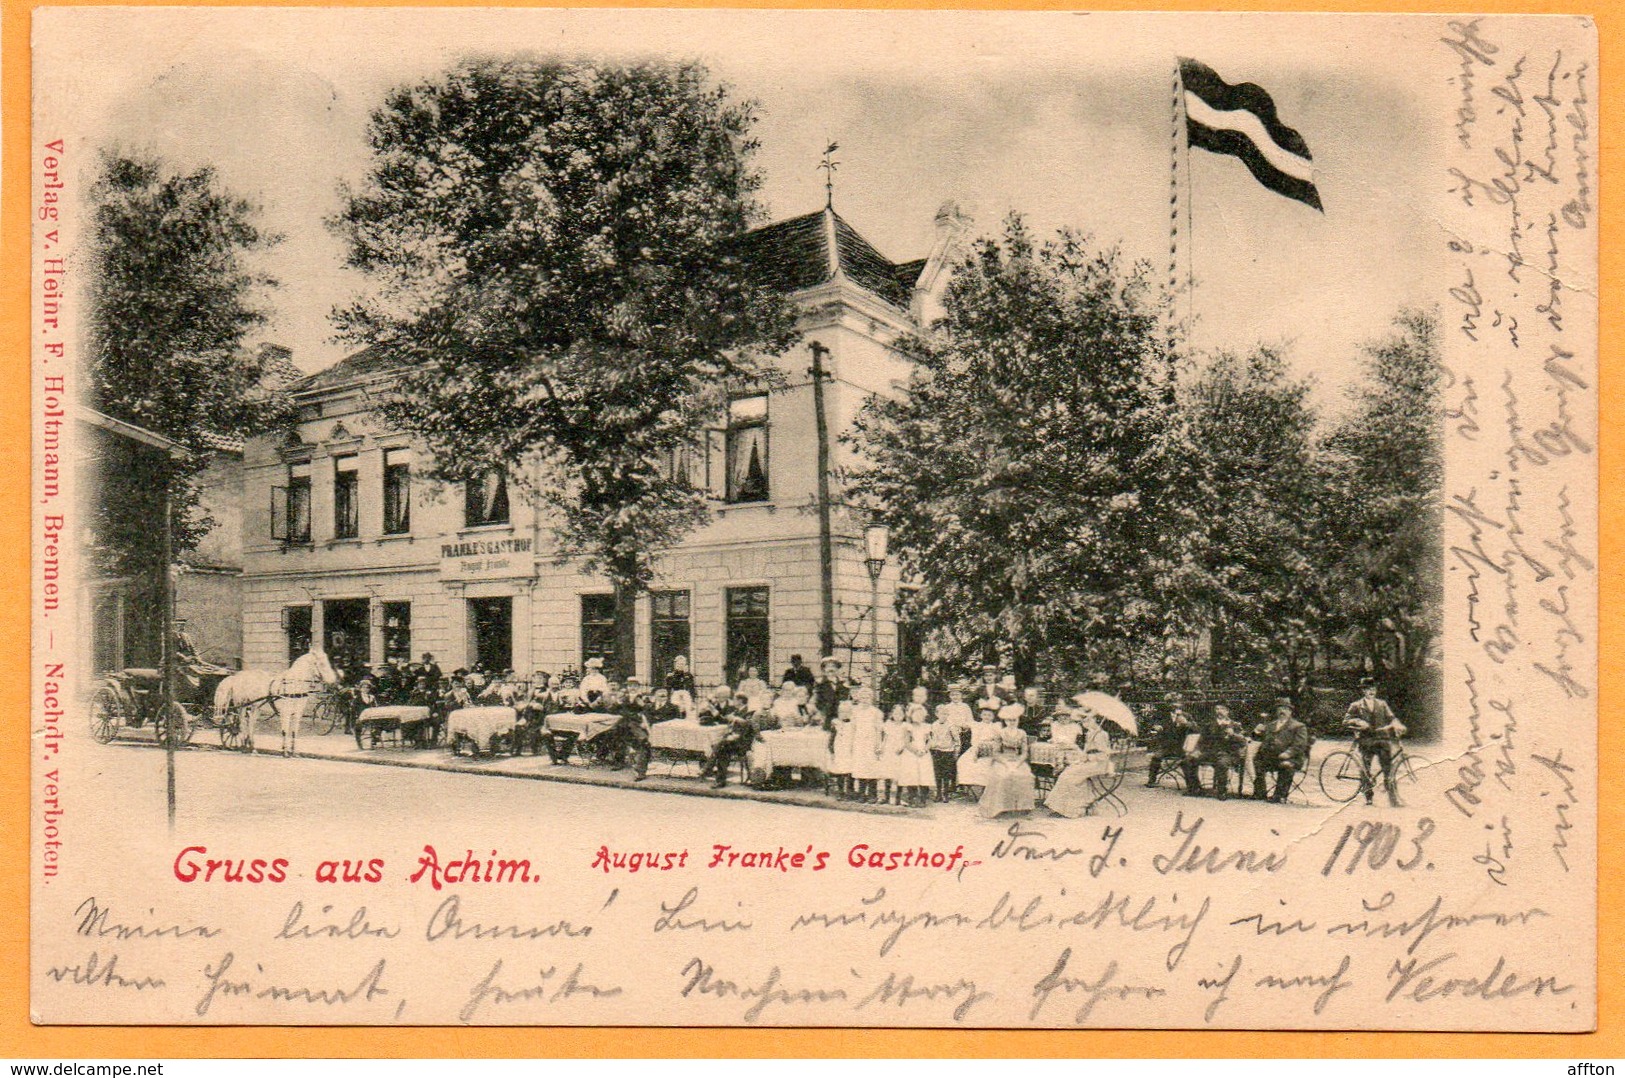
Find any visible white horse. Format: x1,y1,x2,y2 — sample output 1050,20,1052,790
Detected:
214,648,341,756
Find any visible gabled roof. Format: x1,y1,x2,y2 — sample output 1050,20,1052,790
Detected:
294,207,925,395
289,343,405,395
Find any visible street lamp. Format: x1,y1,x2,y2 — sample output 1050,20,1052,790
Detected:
864,523,889,691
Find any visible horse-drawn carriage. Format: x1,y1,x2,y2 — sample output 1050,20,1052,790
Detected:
88,635,237,747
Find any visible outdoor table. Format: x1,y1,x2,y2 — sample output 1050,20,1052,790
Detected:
648,719,729,756
544,712,621,741
1028,739,1080,769
355,705,432,749
754,727,832,770
447,706,517,750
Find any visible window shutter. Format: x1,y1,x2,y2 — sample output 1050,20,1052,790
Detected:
270,486,289,541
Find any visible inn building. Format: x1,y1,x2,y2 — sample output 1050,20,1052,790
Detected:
238,204,968,687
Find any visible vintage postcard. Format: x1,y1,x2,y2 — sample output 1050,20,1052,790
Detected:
28,8,1597,1030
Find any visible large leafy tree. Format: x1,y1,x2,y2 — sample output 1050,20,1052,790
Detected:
1321,308,1444,732
332,57,797,678
1165,348,1327,697
849,216,1173,684
87,153,287,575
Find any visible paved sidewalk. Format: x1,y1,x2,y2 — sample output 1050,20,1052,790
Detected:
219,727,927,815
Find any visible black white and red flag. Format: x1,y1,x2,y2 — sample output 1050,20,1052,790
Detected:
1179,57,1323,212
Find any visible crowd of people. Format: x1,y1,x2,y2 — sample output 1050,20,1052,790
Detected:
334,651,1411,813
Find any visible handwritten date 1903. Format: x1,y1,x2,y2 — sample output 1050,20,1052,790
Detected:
1321,819,1435,876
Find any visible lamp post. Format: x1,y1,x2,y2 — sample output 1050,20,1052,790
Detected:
863,523,889,692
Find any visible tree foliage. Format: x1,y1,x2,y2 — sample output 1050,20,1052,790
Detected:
332,56,798,674
852,219,1443,724
1165,347,1326,692
1321,307,1444,726
849,216,1173,682
86,152,286,571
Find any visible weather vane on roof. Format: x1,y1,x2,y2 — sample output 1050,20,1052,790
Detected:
819,141,840,209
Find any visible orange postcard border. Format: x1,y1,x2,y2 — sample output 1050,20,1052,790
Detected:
0,0,1614,1058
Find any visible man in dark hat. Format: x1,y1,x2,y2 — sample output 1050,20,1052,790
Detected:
1144,692,1197,788
781,654,817,693
1252,698,1310,803
1343,678,1407,807
813,656,850,730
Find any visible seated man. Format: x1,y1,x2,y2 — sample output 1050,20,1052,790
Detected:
1144,694,1197,789
1196,705,1249,801
1252,698,1310,803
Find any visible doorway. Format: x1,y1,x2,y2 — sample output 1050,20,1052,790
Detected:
468,596,513,673
323,598,370,673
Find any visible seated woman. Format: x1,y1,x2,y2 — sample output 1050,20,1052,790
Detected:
1046,705,1084,755
955,699,1001,798
1045,705,1116,818
771,681,806,728
978,703,1037,818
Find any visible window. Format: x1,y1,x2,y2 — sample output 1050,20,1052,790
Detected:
465,467,510,527
271,462,312,543
283,605,312,663
333,454,359,539
580,594,617,674
725,394,769,503
383,448,412,535
382,602,411,664
661,441,706,490
896,587,924,691
725,586,770,686
650,590,691,686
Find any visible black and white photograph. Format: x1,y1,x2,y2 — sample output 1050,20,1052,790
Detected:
29,8,1597,1031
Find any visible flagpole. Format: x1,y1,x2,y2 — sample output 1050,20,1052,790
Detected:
1167,62,1190,402
1167,64,1178,385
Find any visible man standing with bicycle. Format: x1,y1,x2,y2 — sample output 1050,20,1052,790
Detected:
1344,677,1407,808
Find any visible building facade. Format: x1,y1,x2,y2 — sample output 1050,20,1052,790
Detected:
239,205,966,688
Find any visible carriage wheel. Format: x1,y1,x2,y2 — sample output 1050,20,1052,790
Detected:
1317,750,1364,803
451,733,476,757
218,707,241,750
155,702,195,748
89,688,124,743
309,696,342,736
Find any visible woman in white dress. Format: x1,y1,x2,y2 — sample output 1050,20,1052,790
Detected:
1045,707,1116,818
955,700,1001,798
848,686,886,803
978,703,1037,818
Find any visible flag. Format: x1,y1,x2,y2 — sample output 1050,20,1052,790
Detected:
1179,57,1323,212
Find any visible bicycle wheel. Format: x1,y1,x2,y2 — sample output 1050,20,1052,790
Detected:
309,695,342,736
1318,750,1364,803
1395,749,1429,788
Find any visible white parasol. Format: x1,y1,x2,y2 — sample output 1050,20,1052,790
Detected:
1070,691,1139,737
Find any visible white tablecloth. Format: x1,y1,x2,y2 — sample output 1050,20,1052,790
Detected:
356,705,431,731
754,728,832,770
649,719,729,755
448,706,517,744
544,712,621,740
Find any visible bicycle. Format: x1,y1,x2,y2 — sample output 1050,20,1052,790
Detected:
1318,741,1425,803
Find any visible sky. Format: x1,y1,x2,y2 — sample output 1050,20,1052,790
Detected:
39,9,1444,413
